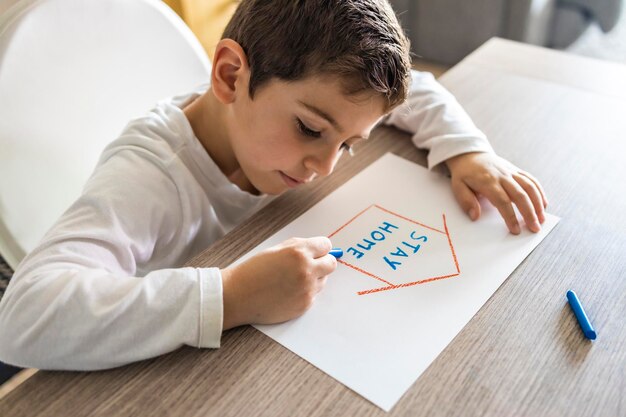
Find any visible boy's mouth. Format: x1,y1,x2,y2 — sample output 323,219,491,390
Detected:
279,171,306,188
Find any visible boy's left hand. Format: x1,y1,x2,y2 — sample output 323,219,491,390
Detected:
444,152,548,234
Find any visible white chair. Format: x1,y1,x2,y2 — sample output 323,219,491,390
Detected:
0,0,212,270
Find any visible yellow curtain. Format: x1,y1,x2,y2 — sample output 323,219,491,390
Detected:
163,0,240,62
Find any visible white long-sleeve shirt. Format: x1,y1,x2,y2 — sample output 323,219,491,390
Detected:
0,71,493,370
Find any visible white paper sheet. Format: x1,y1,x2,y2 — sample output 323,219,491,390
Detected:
238,153,559,411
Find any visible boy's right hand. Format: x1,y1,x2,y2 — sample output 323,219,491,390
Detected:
220,237,337,330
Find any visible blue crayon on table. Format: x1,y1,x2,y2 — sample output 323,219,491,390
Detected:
329,248,343,259
566,290,597,340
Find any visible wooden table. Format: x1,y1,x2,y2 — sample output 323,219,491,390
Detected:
1,38,624,417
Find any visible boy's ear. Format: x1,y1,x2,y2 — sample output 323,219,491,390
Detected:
211,39,250,104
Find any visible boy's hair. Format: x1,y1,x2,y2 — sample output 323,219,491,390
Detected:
222,0,411,111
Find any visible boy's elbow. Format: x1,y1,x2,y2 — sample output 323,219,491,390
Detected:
0,281,52,369
0,302,62,370
0,302,29,368
0,337,24,369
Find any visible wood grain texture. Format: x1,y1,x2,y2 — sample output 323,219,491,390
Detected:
1,39,624,416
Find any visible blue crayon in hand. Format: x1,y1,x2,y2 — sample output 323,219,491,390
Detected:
566,290,597,340
329,248,343,259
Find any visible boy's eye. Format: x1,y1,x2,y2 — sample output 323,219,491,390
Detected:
296,118,321,138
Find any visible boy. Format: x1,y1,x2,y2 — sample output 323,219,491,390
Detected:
0,0,547,370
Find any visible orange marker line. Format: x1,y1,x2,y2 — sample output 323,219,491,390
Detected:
373,205,445,234
357,273,460,295
337,259,395,287
328,204,374,238
442,214,460,274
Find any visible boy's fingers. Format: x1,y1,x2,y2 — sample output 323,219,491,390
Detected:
480,185,521,234
301,236,333,258
313,253,338,276
451,179,481,220
513,173,546,224
520,171,548,208
500,178,541,233
315,276,329,293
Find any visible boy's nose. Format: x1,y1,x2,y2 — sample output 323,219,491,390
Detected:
305,147,342,177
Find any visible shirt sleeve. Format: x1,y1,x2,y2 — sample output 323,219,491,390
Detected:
382,69,494,169
0,147,223,371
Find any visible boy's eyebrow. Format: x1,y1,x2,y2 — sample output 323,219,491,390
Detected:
297,100,344,133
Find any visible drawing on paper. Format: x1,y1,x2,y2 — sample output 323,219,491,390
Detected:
328,205,460,295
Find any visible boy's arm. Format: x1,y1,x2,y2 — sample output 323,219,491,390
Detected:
382,70,494,169
0,153,223,370
382,70,548,234
0,260,223,371
0,148,336,371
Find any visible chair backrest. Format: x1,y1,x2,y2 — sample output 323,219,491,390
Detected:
0,0,212,269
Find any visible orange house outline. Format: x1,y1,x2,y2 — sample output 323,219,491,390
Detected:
328,205,461,296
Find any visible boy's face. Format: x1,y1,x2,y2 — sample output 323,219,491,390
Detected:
227,75,386,195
